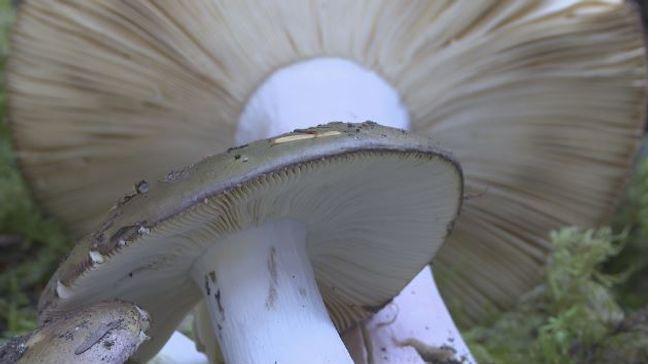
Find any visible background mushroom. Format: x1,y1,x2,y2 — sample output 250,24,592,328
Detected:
6,0,647,362
0,300,149,364
37,123,465,363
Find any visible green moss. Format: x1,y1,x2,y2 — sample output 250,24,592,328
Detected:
0,0,71,340
608,154,648,309
589,309,648,364
465,228,647,364
465,152,648,363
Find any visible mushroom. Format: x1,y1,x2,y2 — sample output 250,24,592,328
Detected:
0,300,149,364
7,0,646,361
192,302,221,364
148,331,208,364
37,123,464,363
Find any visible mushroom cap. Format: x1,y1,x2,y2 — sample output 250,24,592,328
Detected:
37,122,463,362
9,0,647,325
0,300,149,364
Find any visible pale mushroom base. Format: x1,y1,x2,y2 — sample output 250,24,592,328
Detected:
343,266,474,363
190,219,353,364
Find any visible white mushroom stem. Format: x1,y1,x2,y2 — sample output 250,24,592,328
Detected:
343,267,474,363
236,57,474,363
190,219,353,364
236,58,410,144
148,331,208,364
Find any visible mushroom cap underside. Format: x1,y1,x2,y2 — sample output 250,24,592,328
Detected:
38,122,463,362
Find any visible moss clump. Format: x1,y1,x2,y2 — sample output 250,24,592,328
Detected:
0,0,71,340
590,308,648,363
466,228,647,364
608,154,648,309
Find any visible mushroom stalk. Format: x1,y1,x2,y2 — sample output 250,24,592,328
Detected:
149,331,208,364
236,57,474,363
190,219,353,364
345,266,474,363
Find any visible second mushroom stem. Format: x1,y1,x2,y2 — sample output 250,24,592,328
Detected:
190,219,353,364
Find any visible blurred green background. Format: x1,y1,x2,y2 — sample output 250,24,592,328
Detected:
0,1,647,363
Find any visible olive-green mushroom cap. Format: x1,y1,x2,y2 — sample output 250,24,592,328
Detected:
37,122,463,362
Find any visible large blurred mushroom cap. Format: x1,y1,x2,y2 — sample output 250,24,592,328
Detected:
8,0,647,324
